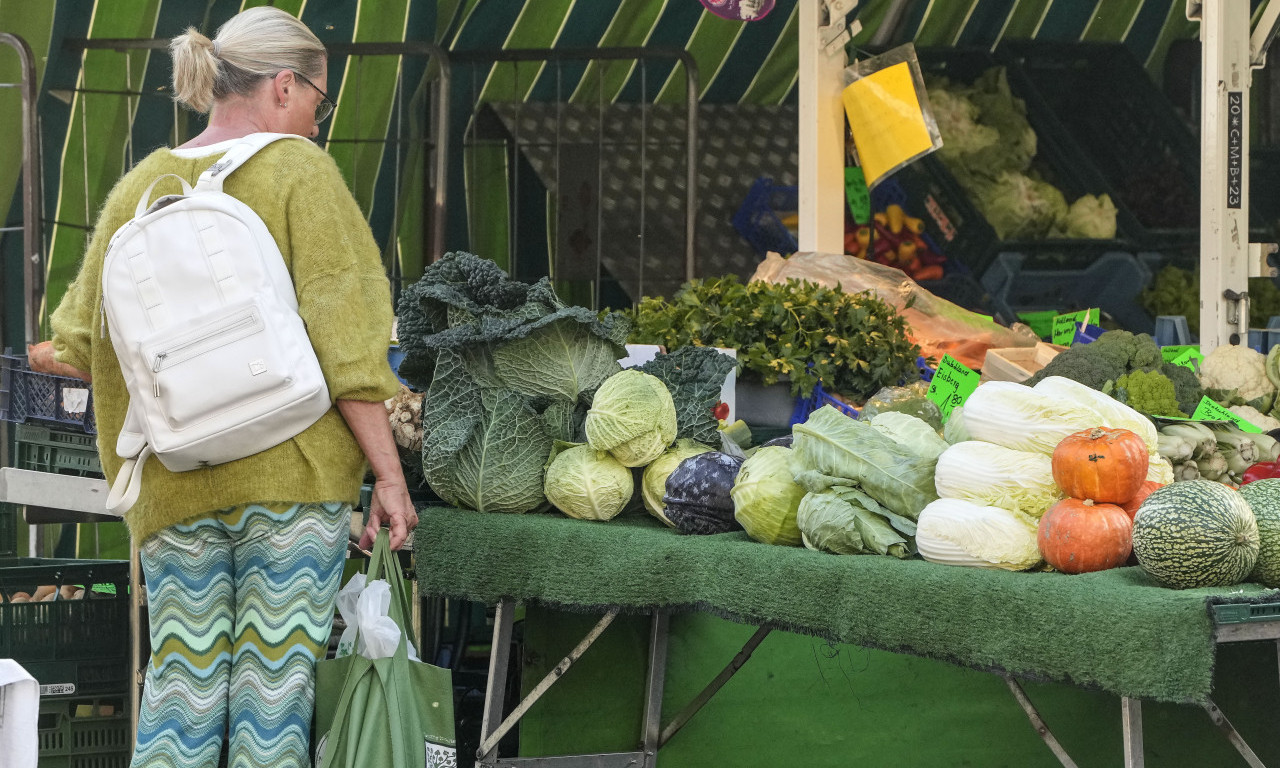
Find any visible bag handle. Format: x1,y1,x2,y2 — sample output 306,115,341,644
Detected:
368,529,416,656
134,174,192,218
104,444,151,517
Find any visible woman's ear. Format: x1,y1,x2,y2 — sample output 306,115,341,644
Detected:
272,69,295,106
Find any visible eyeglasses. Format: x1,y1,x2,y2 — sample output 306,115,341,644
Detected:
292,71,336,124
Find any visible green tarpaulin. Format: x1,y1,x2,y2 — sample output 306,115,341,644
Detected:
414,505,1280,705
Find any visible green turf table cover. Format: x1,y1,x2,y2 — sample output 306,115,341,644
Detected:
413,506,1280,705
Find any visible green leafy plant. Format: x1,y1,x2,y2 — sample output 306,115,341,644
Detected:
625,276,923,400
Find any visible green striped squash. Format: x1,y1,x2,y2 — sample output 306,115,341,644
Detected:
1132,480,1259,589
1243,479,1280,588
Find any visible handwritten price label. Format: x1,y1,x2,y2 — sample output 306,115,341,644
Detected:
926,354,980,423
1050,308,1101,346
1191,396,1263,433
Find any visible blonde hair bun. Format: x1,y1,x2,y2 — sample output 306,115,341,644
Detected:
169,7,325,115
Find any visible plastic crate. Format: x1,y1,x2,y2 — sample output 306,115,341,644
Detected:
0,503,17,559
871,47,1139,279
1000,41,1267,249
0,558,130,697
981,251,1155,334
1,352,95,434
14,423,103,477
733,177,799,257
37,693,131,768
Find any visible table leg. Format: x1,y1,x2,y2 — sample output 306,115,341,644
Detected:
641,611,669,768
1121,697,1143,768
478,599,516,766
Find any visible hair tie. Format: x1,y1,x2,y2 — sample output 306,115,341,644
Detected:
212,40,221,58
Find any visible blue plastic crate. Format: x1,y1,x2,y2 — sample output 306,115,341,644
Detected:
790,383,859,426
0,352,95,434
733,177,799,257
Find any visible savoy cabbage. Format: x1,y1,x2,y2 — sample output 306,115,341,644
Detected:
397,252,630,513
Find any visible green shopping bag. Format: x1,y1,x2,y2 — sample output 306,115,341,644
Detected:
314,529,456,768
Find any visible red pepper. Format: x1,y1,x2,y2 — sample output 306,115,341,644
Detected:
713,402,730,421
1242,461,1280,485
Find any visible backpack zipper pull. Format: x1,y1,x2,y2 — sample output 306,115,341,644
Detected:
152,353,165,396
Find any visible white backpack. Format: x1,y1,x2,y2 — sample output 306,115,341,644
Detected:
101,133,330,515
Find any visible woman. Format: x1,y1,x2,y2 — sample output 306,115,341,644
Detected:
29,7,417,767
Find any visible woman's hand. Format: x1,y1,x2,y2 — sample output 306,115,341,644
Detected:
27,341,91,381
360,477,418,551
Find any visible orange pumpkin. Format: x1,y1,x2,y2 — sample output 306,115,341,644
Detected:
1051,427,1148,503
1038,498,1133,574
1120,480,1164,522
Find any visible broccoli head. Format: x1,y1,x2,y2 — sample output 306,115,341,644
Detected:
1158,362,1204,417
1025,343,1128,390
1110,369,1187,417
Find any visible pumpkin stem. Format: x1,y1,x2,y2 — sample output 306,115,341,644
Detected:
1083,498,1095,507
1089,428,1106,439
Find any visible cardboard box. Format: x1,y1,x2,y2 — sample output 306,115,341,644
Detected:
980,342,1067,383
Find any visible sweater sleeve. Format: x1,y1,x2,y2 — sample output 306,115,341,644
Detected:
284,145,401,403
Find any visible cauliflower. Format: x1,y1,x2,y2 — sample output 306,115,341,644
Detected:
1199,344,1276,404
1229,404,1280,432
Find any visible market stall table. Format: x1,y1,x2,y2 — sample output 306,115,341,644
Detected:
413,505,1280,768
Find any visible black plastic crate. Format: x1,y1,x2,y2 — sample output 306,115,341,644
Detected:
1,352,95,434
0,558,130,698
999,41,1267,249
981,250,1155,334
0,503,17,559
872,47,1139,279
14,423,103,477
37,693,132,768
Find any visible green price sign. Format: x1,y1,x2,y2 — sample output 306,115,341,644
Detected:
845,167,870,224
1191,396,1263,433
1168,346,1204,371
1016,310,1058,340
926,354,980,423
1050,309,1101,346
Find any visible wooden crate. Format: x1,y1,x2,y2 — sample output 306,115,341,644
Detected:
980,342,1067,383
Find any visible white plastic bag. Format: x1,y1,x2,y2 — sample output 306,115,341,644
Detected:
334,574,419,661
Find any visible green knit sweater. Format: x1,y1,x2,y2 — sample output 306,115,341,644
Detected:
50,135,401,543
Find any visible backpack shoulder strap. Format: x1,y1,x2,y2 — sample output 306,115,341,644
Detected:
194,133,307,194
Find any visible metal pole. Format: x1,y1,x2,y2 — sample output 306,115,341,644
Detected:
1203,698,1268,768
0,33,44,346
477,609,620,759
1121,697,1144,768
640,611,669,768
682,56,699,284
1002,675,1080,768
659,626,772,748
478,599,516,765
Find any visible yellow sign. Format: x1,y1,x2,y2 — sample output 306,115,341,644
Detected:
843,62,934,187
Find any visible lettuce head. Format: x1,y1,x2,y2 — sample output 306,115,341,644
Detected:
586,369,678,467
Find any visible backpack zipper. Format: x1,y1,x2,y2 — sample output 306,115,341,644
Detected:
149,312,259,396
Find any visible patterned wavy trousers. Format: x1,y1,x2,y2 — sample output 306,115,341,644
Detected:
130,502,349,768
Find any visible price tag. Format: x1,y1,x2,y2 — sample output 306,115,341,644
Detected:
845,166,870,224
1016,310,1058,340
1169,346,1204,371
926,354,980,423
1051,309,1100,346
1191,396,1263,433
